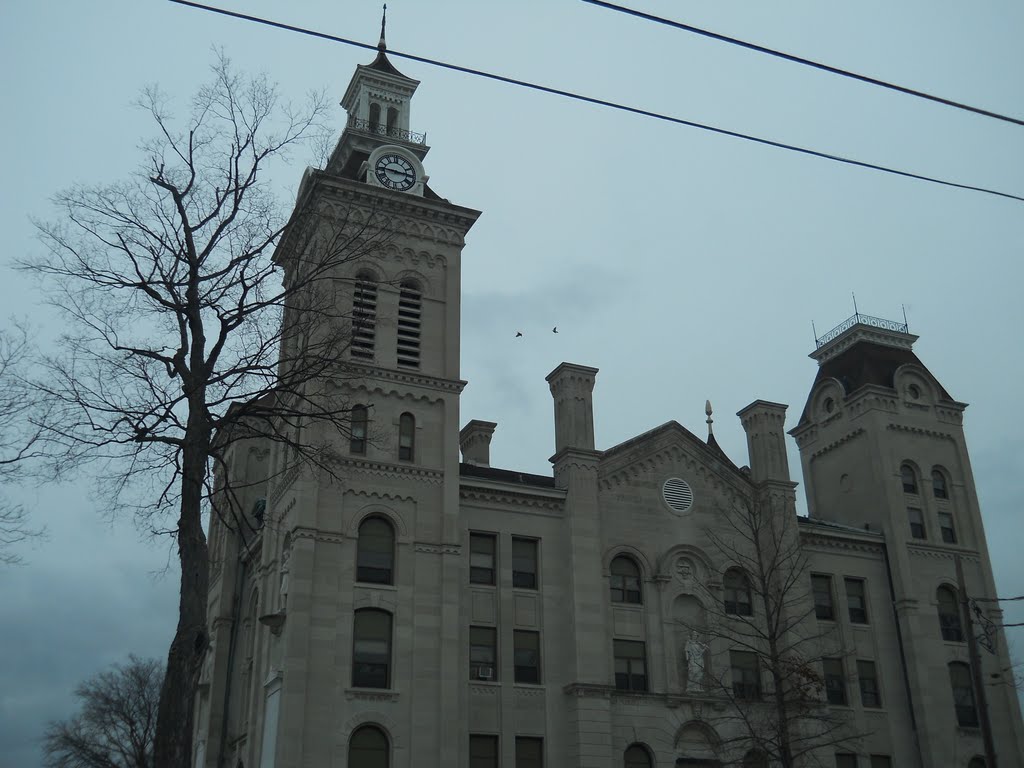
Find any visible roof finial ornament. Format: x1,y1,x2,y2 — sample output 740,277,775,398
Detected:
378,3,387,50
705,399,714,437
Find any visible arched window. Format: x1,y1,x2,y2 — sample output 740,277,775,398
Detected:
937,586,964,642
368,103,382,134
357,516,395,584
949,661,979,727
352,272,378,361
901,464,919,494
932,469,949,499
398,412,415,461
386,106,399,136
396,280,422,369
742,750,769,768
724,568,753,616
609,555,642,604
351,405,368,455
623,744,652,768
349,724,389,768
352,609,393,689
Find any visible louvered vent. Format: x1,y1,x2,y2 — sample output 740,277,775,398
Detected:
663,477,694,514
351,278,377,361
396,282,422,369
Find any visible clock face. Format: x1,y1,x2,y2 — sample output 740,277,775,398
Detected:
374,153,416,191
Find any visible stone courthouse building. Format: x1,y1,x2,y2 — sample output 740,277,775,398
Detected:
193,35,1024,768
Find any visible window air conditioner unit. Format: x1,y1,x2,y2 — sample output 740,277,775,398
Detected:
476,666,494,680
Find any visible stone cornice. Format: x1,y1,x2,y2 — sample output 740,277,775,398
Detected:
885,422,957,441
460,487,565,513
800,531,885,556
336,457,444,485
908,543,980,562
344,688,400,703
413,541,461,555
347,364,467,397
806,427,865,459
290,526,346,545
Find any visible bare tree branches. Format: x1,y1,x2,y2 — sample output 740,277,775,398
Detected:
43,656,163,768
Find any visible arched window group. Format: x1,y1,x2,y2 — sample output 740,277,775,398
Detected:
349,724,389,768
901,462,959,544
724,568,753,616
609,555,642,604
937,585,964,642
357,516,395,584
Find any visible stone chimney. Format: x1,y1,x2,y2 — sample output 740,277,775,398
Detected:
459,420,497,466
737,400,791,484
546,363,598,455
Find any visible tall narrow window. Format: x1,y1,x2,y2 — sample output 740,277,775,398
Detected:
396,281,422,369
845,578,868,624
470,736,499,768
730,650,761,700
908,507,926,540
352,609,392,688
610,556,642,604
938,586,965,642
949,662,979,726
470,533,496,585
901,464,918,494
812,574,835,620
857,660,881,708
516,737,543,768
938,511,958,544
514,630,541,684
352,273,378,361
349,725,389,768
613,640,648,692
624,745,652,768
368,103,381,133
356,516,395,585
823,658,847,706
351,404,368,455
932,469,949,499
398,412,415,461
724,568,754,616
386,106,399,137
470,626,497,680
512,537,538,589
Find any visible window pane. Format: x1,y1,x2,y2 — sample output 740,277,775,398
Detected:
725,569,753,616
950,662,979,727
613,640,647,692
351,405,368,454
938,511,957,544
901,465,918,494
823,658,847,706
399,413,415,461
937,587,964,642
470,533,496,585
353,610,392,688
610,557,642,604
470,735,499,768
514,630,541,684
350,725,389,768
357,517,394,584
908,507,926,539
857,660,880,708
932,470,948,499
731,650,761,700
813,575,835,620
845,578,868,624
512,538,538,589
470,626,497,680
516,737,543,768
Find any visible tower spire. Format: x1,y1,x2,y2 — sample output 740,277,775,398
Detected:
379,3,387,50
705,399,714,437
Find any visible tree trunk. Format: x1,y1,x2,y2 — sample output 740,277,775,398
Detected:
153,437,210,768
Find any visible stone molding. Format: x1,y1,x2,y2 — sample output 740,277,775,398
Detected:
269,462,302,505
908,544,980,562
290,526,346,545
800,532,885,555
469,684,500,696
885,422,957,441
413,541,461,555
345,365,466,398
337,457,444,485
808,428,866,459
514,685,545,698
345,688,400,703
460,486,565,513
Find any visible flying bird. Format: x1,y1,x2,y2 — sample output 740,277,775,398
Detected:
552,327,558,334
515,331,523,338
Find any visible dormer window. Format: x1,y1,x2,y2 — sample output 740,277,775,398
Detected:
396,280,422,369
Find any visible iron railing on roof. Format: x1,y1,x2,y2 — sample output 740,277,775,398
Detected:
815,313,909,348
347,117,426,144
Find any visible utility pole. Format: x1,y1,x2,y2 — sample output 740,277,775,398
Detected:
955,554,998,767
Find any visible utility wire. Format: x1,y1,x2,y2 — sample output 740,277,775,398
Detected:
582,0,1024,128
167,0,1024,204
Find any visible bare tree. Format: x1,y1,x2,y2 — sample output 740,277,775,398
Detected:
678,495,863,767
24,54,392,766
43,656,163,768
0,325,44,565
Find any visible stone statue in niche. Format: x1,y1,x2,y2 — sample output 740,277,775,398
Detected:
279,543,291,609
685,632,708,693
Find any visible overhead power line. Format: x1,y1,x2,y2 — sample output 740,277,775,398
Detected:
166,0,1024,204
582,0,1024,128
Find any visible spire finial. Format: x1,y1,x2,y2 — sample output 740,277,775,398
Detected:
378,4,387,50
705,399,714,436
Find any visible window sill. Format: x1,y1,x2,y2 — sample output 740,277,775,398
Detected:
354,582,398,591
345,688,399,702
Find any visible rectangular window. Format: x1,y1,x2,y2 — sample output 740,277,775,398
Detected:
845,578,868,624
515,737,543,768
730,650,761,701
823,658,847,706
908,507,926,539
514,630,541,684
470,626,498,681
858,660,881,708
812,574,835,620
870,757,892,768
613,640,648,692
470,735,499,768
470,533,496,585
938,511,957,544
835,754,858,768
511,537,538,589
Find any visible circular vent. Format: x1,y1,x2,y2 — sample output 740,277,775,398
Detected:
663,477,694,514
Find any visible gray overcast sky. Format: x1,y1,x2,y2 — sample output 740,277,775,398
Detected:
1,1,1022,765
